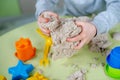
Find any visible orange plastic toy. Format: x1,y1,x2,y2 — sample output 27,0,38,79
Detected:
15,38,36,61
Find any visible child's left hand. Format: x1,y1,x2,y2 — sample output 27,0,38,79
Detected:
67,21,97,50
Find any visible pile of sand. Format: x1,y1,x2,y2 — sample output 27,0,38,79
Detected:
39,13,92,60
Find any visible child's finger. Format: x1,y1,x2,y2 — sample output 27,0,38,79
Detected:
39,27,50,36
74,39,86,50
38,17,50,23
37,21,50,34
75,21,84,26
40,27,50,34
66,31,86,42
66,34,82,42
42,31,50,36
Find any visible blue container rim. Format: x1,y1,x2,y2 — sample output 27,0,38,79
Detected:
106,54,120,69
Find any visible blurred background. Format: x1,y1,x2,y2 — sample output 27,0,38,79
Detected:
0,0,36,35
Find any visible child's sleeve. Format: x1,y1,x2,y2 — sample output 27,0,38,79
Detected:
92,0,120,34
35,0,58,19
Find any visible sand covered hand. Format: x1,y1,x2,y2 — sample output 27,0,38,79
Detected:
67,21,97,49
37,11,59,36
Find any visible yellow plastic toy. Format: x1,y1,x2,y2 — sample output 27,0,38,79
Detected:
36,29,52,66
0,75,7,80
27,72,48,80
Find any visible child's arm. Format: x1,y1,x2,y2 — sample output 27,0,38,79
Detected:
67,0,120,50
35,0,58,19
92,0,120,34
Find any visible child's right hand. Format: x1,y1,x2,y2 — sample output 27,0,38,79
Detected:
37,11,58,36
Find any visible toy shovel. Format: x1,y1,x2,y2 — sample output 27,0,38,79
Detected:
36,29,52,66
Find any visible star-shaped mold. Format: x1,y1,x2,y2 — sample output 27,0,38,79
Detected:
8,60,34,80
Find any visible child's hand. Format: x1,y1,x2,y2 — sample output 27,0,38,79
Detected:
67,21,97,49
37,11,58,36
